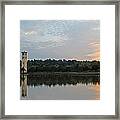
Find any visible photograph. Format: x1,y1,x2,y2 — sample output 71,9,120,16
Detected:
20,20,100,100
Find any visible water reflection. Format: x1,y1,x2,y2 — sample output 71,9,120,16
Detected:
27,73,100,87
21,83,100,100
88,82,100,100
21,73,100,100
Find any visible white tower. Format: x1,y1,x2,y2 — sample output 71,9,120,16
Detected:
21,51,28,73
21,51,28,97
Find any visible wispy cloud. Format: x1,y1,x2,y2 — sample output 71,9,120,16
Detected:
86,51,100,60
24,31,37,35
86,41,100,60
92,27,100,31
35,36,67,49
88,41,99,48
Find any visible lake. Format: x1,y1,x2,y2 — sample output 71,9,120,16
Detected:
21,73,100,100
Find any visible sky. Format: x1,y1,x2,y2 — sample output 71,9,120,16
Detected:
20,20,100,60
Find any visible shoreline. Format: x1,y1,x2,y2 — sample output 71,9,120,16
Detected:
27,72,100,76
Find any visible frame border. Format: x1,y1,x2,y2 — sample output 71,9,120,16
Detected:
0,0,119,119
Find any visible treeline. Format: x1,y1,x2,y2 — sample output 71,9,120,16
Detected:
21,59,100,73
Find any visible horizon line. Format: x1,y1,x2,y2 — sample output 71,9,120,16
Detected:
21,58,100,61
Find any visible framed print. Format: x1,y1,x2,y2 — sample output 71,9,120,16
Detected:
0,0,119,119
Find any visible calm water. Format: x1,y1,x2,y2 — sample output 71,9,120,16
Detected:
21,74,100,100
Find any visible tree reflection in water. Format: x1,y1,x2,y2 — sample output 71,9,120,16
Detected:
27,73,100,87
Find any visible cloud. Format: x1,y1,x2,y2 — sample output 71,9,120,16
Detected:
36,36,67,49
92,27,100,31
88,42,99,48
21,35,67,50
24,31,37,35
86,41,100,60
86,51,100,60
20,20,100,60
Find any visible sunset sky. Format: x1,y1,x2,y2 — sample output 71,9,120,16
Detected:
20,20,100,60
